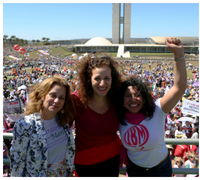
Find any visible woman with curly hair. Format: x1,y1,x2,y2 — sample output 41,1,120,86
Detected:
117,37,187,177
72,53,122,177
10,75,75,177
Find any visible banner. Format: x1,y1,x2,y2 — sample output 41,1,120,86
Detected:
38,50,49,55
3,99,22,114
5,113,24,122
182,99,199,116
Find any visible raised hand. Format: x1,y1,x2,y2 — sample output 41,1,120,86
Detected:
165,37,184,59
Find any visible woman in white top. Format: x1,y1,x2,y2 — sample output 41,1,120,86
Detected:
117,37,187,177
175,124,186,139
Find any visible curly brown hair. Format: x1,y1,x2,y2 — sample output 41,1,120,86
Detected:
25,75,75,127
74,53,123,107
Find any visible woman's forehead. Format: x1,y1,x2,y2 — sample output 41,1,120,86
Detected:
126,86,139,92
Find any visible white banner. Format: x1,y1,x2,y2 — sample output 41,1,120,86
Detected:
5,113,25,122
182,99,199,116
3,99,22,114
38,50,49,55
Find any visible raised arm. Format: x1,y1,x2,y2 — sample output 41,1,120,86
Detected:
160,37,187,113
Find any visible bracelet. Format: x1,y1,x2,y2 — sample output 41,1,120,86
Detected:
174,55,185,61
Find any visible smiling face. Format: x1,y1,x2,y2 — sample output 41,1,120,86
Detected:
42,84,66,120
91,65,112,98
123,86,144,114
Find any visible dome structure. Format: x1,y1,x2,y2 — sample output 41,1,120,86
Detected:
85,37,112,45
150,37,198,45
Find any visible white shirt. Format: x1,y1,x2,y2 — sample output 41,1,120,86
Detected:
175,129,186,138
119,98,168,168
191,132,198,139
43,117,68,177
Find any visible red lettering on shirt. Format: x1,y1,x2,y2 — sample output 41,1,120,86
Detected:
123,125,149,147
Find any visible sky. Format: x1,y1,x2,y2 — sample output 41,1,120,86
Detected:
2,1,200,41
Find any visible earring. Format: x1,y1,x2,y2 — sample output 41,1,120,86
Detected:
41,100,43,105
61,108,65,114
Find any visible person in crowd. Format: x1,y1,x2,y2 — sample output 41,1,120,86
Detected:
185,152,197,177
173,157,185,177
184,121,193,138
10,76,75,177
117,37,187,177
3,145,10,177
175,124,186,139
169,121,176,138
71,53,122,177
172,113,180,122
191,127,199,139
174,143,188,160
165,130,171,138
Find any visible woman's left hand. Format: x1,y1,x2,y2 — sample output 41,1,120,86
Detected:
165,37,184,58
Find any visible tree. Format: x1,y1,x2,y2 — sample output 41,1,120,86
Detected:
10,35,16,46
24,40,28,45
19,39,24,46
36,40,40,45
32,39,35,44
14,38,19,44
46,38,50,42
42,37,46,42
3,35,8,42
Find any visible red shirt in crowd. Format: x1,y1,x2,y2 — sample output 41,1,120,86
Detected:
174,144,188,158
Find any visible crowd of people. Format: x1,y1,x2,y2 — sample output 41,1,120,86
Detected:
3,38,199,177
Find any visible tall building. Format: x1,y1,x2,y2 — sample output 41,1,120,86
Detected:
112,3,121,44
123,3,131,44
112,3,131,44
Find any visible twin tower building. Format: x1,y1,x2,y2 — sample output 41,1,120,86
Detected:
112,3,131,44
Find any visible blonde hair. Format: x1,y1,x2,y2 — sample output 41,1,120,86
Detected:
25,75,75,127
174,157,184,164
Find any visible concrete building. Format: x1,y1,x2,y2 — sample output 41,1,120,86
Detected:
74,37,199,56
112,3,121,44
123,3,131,44
112,3,131,44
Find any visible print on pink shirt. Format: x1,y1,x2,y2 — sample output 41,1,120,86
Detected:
123,124,149,147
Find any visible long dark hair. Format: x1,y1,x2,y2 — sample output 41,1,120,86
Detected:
116,76,155,125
